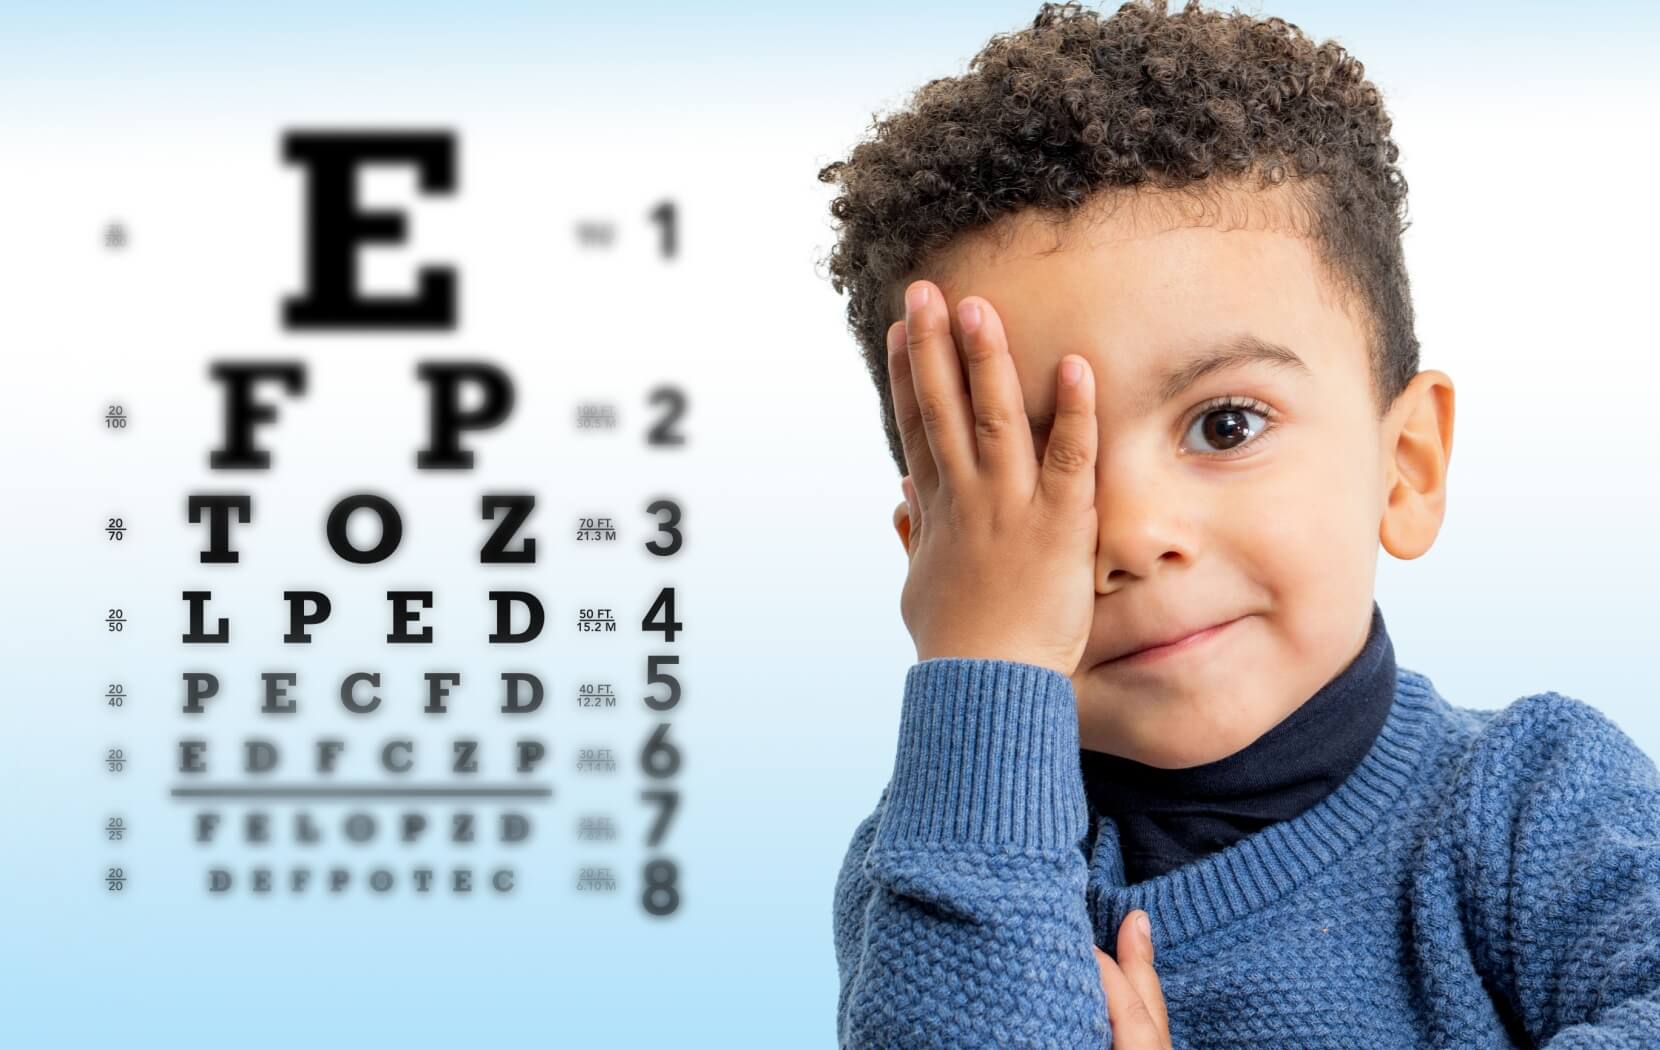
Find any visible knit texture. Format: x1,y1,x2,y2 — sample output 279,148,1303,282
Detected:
833,657,1660,1048
1086,599,1397,881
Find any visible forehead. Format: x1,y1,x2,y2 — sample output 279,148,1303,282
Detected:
899,185,1372,407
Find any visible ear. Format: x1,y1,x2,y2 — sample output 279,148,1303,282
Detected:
892,498,914,556
1380,369,1455,560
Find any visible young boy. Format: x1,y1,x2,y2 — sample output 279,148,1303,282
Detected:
815,2,1660,1047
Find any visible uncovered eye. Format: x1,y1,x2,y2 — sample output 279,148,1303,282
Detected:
1181,396,1277,459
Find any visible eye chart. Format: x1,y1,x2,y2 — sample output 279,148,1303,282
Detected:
0,21,888,1032
20,120,703,1011
95,129,690,903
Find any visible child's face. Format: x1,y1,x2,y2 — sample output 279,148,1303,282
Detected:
891,187,1454,767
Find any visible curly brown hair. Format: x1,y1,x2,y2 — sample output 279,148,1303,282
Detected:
816,0,1418,479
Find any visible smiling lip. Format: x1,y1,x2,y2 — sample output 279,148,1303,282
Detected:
1103,616,1244,667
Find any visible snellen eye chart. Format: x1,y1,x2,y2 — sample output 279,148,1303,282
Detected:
88,130,689,912
2,92,836,1042
80,133,690,918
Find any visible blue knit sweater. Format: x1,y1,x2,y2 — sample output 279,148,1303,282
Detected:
833,658,1660,1047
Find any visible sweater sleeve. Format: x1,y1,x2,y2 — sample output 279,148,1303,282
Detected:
832,658,1111,1049
1460,693,1660,1047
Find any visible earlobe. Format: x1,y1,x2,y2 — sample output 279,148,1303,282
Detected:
892,499,913,555
1380,369,1456,560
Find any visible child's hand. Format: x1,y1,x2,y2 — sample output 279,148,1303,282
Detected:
888,279,1100,678
1093,911,1172,1048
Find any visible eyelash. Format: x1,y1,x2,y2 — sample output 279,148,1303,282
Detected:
1181,395,1279,460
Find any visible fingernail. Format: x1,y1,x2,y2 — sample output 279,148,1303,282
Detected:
887,322,906,357
957,299,981,334
1061,357,1083,385
1136,911,1151,941
905,283,928,314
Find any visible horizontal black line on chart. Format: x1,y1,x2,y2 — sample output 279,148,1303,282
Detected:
169,786,554,799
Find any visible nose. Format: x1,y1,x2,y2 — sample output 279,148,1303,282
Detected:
1092,453,1194,592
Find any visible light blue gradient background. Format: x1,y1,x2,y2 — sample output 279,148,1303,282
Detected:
2,2,1658,1045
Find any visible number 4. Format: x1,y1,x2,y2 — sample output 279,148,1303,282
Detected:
641,586,681,641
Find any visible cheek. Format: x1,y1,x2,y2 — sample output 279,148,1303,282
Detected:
1216,435,1379,596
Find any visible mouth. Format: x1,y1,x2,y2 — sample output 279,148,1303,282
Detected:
1099,615,1247,669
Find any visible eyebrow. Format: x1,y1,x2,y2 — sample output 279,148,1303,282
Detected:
1026,334,1311,433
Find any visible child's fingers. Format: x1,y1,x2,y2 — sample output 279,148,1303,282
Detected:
901,280,977,488
1115,911,1170,1038
953,295,1036,481
1036,354,1098,510
887,320,940,498
1093,945,1165,1048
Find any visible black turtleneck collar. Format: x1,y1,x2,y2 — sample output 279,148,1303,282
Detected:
1080,600,1397,884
